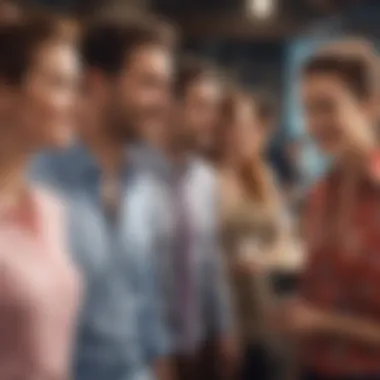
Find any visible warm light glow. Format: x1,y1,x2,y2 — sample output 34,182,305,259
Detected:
247,0,276,19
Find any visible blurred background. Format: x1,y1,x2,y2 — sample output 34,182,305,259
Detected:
11,0,380,194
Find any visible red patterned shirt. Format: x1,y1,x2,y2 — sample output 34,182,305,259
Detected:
300,161,380,377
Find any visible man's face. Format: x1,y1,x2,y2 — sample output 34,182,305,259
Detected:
107,44,174,142
181,77,222,154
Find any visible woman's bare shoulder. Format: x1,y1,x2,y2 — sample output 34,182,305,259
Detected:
31,185,66,216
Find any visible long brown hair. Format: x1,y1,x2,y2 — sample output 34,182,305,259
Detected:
218,89,274,205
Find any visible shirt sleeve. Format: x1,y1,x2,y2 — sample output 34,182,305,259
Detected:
28,154,64,195
138,182,172,362
299,181,326,299
204,175,234,337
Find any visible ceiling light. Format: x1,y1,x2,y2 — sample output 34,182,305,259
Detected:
247,0,276,19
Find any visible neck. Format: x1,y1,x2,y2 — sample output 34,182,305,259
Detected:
0,145,29,211
219,154,236,172
337,139,374,181
84,129,126,176
167,136,189,166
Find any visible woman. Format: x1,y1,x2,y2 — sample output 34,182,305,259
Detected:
217,89,301,380
0,14,81,380
284,41,380,380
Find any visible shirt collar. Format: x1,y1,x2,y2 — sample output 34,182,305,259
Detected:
328,149,380,190
72,142,132,183
131,142,174,180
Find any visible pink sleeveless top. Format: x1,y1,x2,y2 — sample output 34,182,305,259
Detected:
0,187,82,380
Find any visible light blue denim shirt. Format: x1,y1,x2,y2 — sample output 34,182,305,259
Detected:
132,144,233,354
29,144,171,380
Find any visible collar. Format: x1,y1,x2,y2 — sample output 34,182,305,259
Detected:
328,149,380,190
72,142,132,183
131,142,172,178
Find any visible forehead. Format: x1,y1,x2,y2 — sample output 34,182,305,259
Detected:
34,41,80,73
186,77,222,102
236,99,255,123
124,44,173,76
301,72,354,100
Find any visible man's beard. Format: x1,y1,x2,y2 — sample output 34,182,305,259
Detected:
104,106,137,144
108,120,137,142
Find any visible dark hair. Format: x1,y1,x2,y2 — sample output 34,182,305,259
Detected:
80,15,175,75
175,55,221,98
218,88,274,203
302,41,379,100
0,13,75,86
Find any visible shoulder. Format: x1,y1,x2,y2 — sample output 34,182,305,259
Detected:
190,158,218,193
32,185,65,216
192,157,217,179
29,146,80,192
29,148,70,177
31,186,68,239
133,168,168,198
130,170,170,220
305,177,329,208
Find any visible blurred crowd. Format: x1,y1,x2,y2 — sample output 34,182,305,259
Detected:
0,2,380,380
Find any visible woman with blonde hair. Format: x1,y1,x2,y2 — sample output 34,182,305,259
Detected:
217,89,301,380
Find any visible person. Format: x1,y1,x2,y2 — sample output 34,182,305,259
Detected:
282,41,380,380
30,15,176,380
173,55,225,164
255,94,276,151
215,89,300,380
0,14,82,380
151,56,235,380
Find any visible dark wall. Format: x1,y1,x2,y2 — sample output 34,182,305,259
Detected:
184,39,285,102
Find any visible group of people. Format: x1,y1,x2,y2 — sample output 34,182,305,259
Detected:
1,5,380,380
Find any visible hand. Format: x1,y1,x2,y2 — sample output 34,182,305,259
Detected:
217,336,241,380
276,298,327,337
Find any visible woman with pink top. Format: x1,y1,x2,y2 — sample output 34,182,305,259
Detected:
0,13,82,380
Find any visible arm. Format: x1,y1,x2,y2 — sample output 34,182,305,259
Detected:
263,175,305,274
283,181,380,347
204,177,239,380
262,209,304,274
139,184,176,380
28,153,67,200
205,232,239,380
320,312,380,346
139,241,176,380
284,300,380,347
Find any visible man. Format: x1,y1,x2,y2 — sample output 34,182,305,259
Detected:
137,56,235,380
30,16,176,380
172,57,237,380
173,56,225,163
